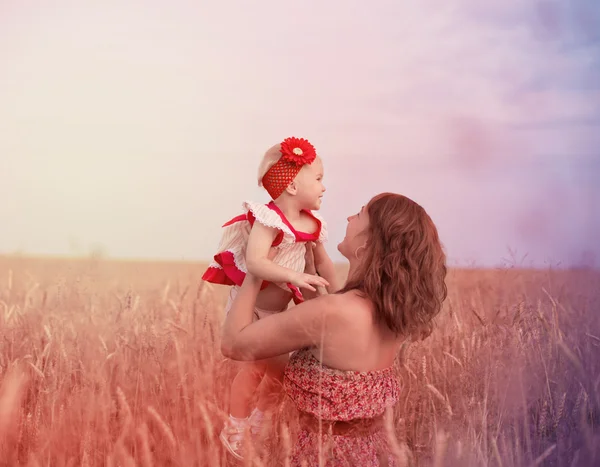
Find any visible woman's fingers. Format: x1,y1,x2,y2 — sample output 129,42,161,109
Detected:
304,244,315,261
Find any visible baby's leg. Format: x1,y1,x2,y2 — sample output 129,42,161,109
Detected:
229,360,267,418
221,361,267,459
223,286,264,418
257,353,289,410
251,308,291,414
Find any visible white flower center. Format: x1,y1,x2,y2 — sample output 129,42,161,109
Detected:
293,147,303,156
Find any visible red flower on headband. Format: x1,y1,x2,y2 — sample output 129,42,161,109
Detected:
280,137,317,166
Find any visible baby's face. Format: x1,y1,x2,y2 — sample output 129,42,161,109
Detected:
295,157,326,210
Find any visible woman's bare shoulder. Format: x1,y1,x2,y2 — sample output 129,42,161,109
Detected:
328,289,374,323
334,288,372,305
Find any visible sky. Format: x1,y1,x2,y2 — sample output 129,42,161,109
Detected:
1,0,599,268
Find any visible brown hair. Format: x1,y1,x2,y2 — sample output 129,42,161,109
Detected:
339,193,448,339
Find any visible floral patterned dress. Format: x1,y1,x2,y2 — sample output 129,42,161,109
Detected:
283,349,401,466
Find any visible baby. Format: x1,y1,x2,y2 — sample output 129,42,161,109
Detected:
202,136,340,460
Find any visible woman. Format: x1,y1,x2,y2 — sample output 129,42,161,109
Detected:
221,192,448,466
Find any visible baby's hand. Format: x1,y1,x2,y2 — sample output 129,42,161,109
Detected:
289,271,329,292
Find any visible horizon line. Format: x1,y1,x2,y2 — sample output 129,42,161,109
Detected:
1,253,597,272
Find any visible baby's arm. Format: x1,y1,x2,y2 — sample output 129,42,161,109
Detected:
312,242,342,293
246,222,329,292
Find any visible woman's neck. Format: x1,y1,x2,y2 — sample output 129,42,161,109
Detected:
346,260,361,284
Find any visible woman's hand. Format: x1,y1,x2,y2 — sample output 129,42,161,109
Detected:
304,242,317,275
303,242,328,297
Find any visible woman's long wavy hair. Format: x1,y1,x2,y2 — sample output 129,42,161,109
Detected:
339,193,448,339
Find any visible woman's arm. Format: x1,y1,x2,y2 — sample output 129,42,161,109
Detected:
221,272,344,361
246,222,329,291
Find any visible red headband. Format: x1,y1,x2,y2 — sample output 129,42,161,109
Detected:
261,137,317,200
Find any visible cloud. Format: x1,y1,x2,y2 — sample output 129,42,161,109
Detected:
0,0,598,266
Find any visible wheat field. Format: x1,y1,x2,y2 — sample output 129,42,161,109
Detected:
0,255,598,466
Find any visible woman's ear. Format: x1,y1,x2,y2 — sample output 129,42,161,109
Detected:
354,243,367,260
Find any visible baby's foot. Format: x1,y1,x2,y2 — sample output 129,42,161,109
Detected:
219,415,248,460
248,408,265,436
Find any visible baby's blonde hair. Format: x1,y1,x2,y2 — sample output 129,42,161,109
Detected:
257,143,282,187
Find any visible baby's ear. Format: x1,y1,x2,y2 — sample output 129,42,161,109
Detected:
285,181,298,196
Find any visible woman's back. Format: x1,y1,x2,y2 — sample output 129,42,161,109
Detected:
306,291,406,373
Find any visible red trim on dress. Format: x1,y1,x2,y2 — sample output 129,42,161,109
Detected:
246,210,284,246
203,250,269,290
203,202,320,305
201,265,234,285
266,201,322,242
288,284,304,304
202,251,305,304
222,214,247,227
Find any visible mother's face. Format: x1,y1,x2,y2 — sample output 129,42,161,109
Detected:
337,204,370,259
